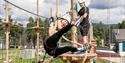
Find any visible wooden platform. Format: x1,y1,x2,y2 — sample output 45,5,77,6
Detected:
59,53,97,63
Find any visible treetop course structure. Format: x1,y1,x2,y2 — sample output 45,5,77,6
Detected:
58,0,96,63
2,0,97,63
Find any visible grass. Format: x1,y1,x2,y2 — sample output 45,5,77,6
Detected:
96,58,116,63
0,49,34,63
0,48,63,63
0,49,116,63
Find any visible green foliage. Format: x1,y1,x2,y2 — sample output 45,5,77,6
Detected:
51,58,63,63
118,20,125,29
0,20,3,36
39,18,49,41
26,17,49,47
26,17,36,48
0,49,63,63
0,19,6,44
0,49,35,63
10,22,24,47
0,18,4,36
93,21,106,47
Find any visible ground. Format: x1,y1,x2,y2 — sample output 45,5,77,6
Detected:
0,49,117,63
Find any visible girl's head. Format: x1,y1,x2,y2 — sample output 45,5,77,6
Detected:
78,0,86,7
57,13,71,29
58,18,69,29
80,2,86,7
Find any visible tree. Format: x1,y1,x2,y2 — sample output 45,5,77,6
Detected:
26,17,36,48
0,18,9,47
10,19,24,48
39,18,49,42
0,18,3,36
26,17,50,48
93,21,106,47
118,20,125,29
0,18,5,36
0,18,4,42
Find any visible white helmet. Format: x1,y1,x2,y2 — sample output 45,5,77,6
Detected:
62,13,71,23
78,0,91,6
78,0,85,3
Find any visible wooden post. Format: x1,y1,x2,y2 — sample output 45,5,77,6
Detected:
89,23,93,43
49,0,52,17
36,30,40,63
50,8,52,17
71,0,77,47
4,1,10,63
36,0,39,27
5,32,10,63
36,0,40,63
56,0,59,17
56,0,60,30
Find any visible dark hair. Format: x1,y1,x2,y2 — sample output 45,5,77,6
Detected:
49,17,54,22
60,18,69,24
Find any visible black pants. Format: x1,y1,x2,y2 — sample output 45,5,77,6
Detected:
79,21,90,36
44,24,77,57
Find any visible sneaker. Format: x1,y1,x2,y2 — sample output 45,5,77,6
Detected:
72,50,85,54
82,43,92,51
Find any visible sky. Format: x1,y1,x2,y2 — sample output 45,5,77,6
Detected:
0,0,125,25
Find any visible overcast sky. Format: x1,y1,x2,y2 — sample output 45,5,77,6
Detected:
0,0,125,25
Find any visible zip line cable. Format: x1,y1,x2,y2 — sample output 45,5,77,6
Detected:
4,0,49,19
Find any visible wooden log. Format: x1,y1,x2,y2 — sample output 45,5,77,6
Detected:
59,53,97,63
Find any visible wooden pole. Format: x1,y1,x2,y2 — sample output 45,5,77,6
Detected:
50,8,52,17
4,0,10,63
5,31,10,63
36,0,39,27
5,2,10,63
71,0,77,47
56,0,59,17
36,0,40,62
89,23,93,43
56,0,60,30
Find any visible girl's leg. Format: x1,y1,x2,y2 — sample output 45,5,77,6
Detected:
79,24,90,44
49,43,91,58
53,46,78,57
56,24,73,36
46,24,73,47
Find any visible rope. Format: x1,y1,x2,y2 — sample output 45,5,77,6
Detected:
62,35,83,46
4,0,48,19
83,51,88,63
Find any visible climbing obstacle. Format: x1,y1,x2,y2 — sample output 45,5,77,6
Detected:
58,0,97,62
59,52,97,63
59,45,97,63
